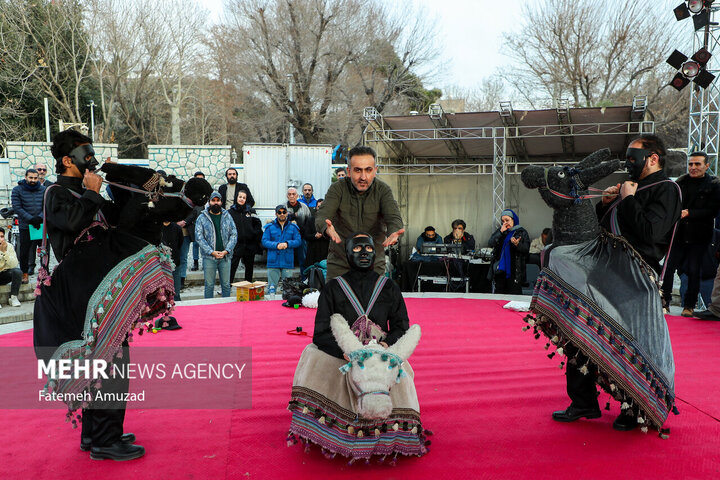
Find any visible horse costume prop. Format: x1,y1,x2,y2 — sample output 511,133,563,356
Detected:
34,164,212,423
331,314,421,419
520,148,677,435
288,316,428,464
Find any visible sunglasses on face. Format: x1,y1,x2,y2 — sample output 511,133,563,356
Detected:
277,210,287,214
36,168,47,172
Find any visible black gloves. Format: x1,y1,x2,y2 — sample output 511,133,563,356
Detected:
29,216,42,228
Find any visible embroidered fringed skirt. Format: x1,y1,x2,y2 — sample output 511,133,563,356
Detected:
288,343,428,462
525,232,676,431
34,229,175,415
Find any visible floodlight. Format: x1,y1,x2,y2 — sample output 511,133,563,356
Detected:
667,47,716,91
674,0,716,30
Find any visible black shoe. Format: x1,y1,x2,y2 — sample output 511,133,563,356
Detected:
81,433,136,452
190,260,199,271
694,309,720,321
552,405,602,422
90,442,145,461
612,412,639,431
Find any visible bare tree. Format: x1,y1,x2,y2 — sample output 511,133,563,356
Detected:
502,0,679,109
222,0,440,145
0,0,92,125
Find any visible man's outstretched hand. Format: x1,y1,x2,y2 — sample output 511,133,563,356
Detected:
383,228,405,247
325,219,342,244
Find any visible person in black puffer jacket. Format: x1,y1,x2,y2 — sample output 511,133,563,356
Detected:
228,190,262,282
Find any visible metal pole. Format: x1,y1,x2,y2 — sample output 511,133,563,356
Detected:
287,74,295,144
88,100,95,142
44,97,50,142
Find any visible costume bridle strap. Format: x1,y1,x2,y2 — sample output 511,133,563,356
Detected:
336,275,388,318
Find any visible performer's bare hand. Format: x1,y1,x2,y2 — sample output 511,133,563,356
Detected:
325,219,341,244
383,228,405,247
602,183,621,205
83,170,102,193
620,181,637,199
314,232,322,239
177,220,186,227
681,209,689,219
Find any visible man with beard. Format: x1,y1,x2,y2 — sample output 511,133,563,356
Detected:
195,192,237,298
11,168,45,283
219,167,254,209
315,146,404,279
552,134,681,432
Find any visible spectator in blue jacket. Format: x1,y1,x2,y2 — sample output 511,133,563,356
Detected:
11,168,46,283
262,204,301,294
195,192,237,298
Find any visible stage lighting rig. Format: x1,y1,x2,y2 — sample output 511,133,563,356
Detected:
674,0,716,30
667,47,716,90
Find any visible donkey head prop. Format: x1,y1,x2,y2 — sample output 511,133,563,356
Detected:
520,148,621,246
331,314,421,420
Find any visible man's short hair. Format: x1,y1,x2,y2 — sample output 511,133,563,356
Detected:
347,146,377,166
689,151,709,164
631,134,667,169
424,226,436,233
287,186,298,194
25,168,38,176
226,168,237,176
335,167,347,176
51,129,92,174
451,219,466,230
303,183,313,190
194,171,205,177
542,228,552,236
0,227,5,235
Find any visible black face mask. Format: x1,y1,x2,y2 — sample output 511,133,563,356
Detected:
68,144,99,175
209,204,222,214
346,236,375,272
625,147,650,181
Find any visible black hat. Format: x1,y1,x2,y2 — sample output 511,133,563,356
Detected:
275,205,288,213
155,316,182,330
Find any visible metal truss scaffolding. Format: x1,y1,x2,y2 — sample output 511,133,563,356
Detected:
688,9,720,175
362,103,653,228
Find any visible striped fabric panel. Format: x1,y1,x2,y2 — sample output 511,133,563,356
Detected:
531,271,673,428
49,246,174,409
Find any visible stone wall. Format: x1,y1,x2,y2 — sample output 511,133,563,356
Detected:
4,141,118,184
148,145,233,189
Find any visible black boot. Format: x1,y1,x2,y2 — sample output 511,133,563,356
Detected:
90,442,145,461
191,260,199,271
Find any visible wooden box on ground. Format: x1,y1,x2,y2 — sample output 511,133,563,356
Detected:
233,281,267,301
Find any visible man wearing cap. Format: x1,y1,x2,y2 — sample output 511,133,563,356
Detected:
415,226,443,253
315,146,404,279
262,205,302,294
195,192,237,298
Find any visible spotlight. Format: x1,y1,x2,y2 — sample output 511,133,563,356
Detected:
674,0,716,30
667,47,716,90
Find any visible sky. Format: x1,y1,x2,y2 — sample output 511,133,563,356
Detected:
198,0,692,94
198,0,525,91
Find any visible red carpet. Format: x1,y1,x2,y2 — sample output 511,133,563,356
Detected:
1,298,719,479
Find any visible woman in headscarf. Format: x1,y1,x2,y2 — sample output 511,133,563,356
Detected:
488,208,530,294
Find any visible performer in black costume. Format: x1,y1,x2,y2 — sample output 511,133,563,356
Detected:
313,234,409,358
33,130,211,460
552,134,681,431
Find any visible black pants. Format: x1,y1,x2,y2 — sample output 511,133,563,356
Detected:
230,253,255,283
0,268,22,296
18,228,40,274
493,273,522,294
564,344,600,410
661,243,706,309
81,342,130,447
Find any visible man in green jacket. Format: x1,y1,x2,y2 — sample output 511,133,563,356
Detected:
315,146,404,279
